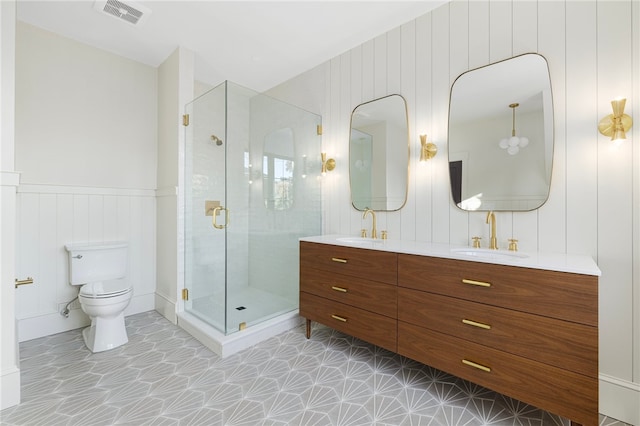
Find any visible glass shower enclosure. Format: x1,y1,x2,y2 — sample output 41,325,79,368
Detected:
184,81,322,335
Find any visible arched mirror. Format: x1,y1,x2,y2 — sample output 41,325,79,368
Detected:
349,94,409,211
448,53,554,211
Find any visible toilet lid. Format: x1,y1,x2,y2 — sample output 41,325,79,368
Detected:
80,280,131,298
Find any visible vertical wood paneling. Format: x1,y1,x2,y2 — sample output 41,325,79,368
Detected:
632,0,640,387
56,194,75,302
537,1,567,253
512,0,538,54
141,196,156,295
314,0,639,420
116,195,130,243
129,196,142,295
384,27,402,235
400,20,417,241
72,195,89,243
449,0,470,246
16,187,156,329
597,0,634,380
487,1,517,248
469,0,490,68
349,47,363,236
16,193,39,319
387,27,402,95
414,12,433,242
361,40,375,101
431,4,451,244
489,0,513,61
566,2,597,257
103,195,118,240
38,194,57,314
373,34,387,98
510,1,540,250
88,194,104,243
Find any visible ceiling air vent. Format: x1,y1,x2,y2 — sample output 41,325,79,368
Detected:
94,0,151,26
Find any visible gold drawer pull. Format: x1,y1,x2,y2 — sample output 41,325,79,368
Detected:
331,286,348,293
462,319,491,330
462,279,492,288
462,359,491,373
331,257,348,263
331,314,348,322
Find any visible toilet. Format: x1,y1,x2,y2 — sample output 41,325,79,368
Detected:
65,242,133,353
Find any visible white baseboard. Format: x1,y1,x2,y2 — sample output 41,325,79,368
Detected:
600,373,640,425
154,292,177,324
18,293,155,342
0,366,21,410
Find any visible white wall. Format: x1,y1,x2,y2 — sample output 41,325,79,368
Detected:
15,23,157,189
13,22,158,341
156,47,194,323
0,0,21,411
270,0,640,423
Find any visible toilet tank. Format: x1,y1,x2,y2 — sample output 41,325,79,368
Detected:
65,242,128,285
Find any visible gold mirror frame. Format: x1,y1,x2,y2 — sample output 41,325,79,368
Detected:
349,94,410,212
448,53,554,212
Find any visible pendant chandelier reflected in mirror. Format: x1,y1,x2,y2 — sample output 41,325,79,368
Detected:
499,103,529,155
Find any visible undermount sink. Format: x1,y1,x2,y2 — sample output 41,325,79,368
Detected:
336,237,384,245
450,247,529,261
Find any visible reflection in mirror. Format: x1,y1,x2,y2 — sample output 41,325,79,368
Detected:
448,53,554,211
263,128,294,210
350,94,409,211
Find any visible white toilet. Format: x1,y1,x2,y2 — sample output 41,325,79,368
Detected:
65,241,133,353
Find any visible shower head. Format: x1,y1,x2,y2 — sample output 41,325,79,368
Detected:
211,135,223,146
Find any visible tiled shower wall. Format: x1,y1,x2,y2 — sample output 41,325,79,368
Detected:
269,1,639,423
15,185,156,341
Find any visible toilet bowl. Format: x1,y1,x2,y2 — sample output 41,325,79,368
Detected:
65,242,133,353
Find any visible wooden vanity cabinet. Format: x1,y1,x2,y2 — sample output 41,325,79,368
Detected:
299,242,599,426
397,254,598,426
299,241,398,352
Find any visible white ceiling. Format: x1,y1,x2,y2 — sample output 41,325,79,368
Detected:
17,0,448,92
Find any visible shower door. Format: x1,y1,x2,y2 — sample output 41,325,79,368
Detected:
184,81,228,332
184,81,322,335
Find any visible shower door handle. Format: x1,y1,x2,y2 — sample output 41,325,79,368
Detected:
212,206,229,229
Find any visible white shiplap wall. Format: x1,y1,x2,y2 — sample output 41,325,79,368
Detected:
271,0,638,422
15,185,156,341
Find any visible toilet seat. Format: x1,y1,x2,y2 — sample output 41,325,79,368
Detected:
80,280,132,299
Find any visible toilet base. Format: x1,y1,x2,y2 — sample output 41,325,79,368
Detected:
82,312,129,353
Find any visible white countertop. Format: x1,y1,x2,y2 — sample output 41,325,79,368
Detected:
300,234,601,276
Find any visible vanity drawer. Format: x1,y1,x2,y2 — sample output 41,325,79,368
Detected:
397,254,598,326
301,268,397,318
300,292,397,352
300,242,397,285
398,288,597,378
398,322,597,426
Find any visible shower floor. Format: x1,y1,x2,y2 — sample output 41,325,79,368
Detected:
190,286,296,334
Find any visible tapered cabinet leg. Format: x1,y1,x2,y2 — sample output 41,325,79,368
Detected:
570,421,582,426
305,319,311,339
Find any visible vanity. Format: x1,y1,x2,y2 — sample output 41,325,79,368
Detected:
299,235,600,426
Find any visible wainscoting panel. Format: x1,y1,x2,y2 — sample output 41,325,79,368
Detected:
15,185,156,341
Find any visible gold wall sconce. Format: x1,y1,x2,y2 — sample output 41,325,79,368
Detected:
419,134,437,161
321,152,335,175
599,98,633,145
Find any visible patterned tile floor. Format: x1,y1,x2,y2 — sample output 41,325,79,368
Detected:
0,311,631,426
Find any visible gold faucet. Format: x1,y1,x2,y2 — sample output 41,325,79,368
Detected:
486,211,498,249
363,208,377,239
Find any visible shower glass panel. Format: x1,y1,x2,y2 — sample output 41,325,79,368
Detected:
184,81,322,335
